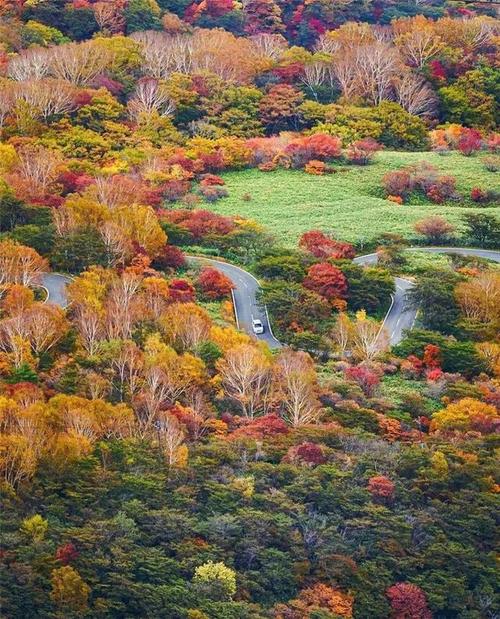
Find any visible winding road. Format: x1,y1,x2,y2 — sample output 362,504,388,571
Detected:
41,247,500,349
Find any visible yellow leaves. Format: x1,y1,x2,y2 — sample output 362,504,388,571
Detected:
112,203,166,257
431,397,498,433
0,143,18,174
230,475,255,499
20,514,48,543
50,566,90,614
355,309,367,322
430,451,449,479
209,325,250,353
67,266,112,311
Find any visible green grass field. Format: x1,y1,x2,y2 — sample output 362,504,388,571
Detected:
210,151,499,247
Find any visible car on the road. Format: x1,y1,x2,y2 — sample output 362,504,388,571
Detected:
252,318,264,334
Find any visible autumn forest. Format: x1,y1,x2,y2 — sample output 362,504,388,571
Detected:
0,0,499,617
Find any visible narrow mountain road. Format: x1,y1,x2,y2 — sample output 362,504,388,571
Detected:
42,247,499,349
40,273,73,308
354,247,500,345
187,256,282,349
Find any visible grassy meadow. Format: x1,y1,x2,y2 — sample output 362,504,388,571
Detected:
210,151,499,247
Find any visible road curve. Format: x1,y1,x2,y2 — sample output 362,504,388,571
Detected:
354,247,500,345
187,256,282,349
40,273,73,308
41,247,499,349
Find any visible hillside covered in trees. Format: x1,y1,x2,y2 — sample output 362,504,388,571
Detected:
0,0,499,617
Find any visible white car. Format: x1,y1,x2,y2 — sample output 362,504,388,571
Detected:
252,318,264,335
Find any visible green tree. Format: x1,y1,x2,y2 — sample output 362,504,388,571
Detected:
461,213,500,248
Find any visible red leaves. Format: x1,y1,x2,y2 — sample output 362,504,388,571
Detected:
303,263,348,302
367,475,395,500
283,442,327,466
457,128,482,156
344,365,380,397
285,133,342,168
300,230,355,260
55,543,79,565
153,245,186,270
162,209,235,240
386,582,432,619
197,267,234,299
168,279,195,303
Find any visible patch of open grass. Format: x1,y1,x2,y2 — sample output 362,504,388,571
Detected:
207,151,498,247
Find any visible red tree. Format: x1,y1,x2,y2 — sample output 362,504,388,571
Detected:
169,279,195,303
422,344,441,369
198,267,234,299
386,583,432,619
299,230,355,260
153,245,187,270
303,263,348,301
55,543,79,565
367,475,395,500
344,366,380,397
457,129,482,156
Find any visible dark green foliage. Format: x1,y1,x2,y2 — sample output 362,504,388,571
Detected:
406,270,461,334
461,213,500,248
50,227,109,273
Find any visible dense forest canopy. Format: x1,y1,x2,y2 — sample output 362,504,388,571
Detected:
0,0,499,617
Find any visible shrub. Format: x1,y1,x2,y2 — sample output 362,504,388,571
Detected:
382,170,413,198
198,185,228,203
414,216,455,244
258,161,277,172
344,365,380,397
367,475,395,500
482,156,499,172
304,160,327,175
345,138,382,165
458,128,482,156
282,442,327,467
387,195,404,205
300,230,355,260
303,263,348,302
197,267,234,300
200,174,225,187
285,134,342,168
470,187,489,203
153,245,187,270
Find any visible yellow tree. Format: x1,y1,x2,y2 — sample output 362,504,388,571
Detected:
431,398,498,433
275,349,320,427
160,303,212,350
50,566,90,615
216,343,272,418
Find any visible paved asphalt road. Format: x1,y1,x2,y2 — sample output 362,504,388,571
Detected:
187,256,282,349
42,247,499,349
354,247,500,345
40,273,73,308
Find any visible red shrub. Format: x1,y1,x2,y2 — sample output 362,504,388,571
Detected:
285,134,342,168
198,267,234,299
283,442,327,467
200,173,225,186
303,263,348,301
163,209,235,240
470,187,488,203
168,279,195,303
383,170,414,198
422,344,441,369
304,160,327,175
299,230,355,260
458,129,482,156
367,475,395,500
229,414,289,439
55,543,79,565
153,245,186,270
344,366,380,397
346,138,382,165
386,583,432,619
